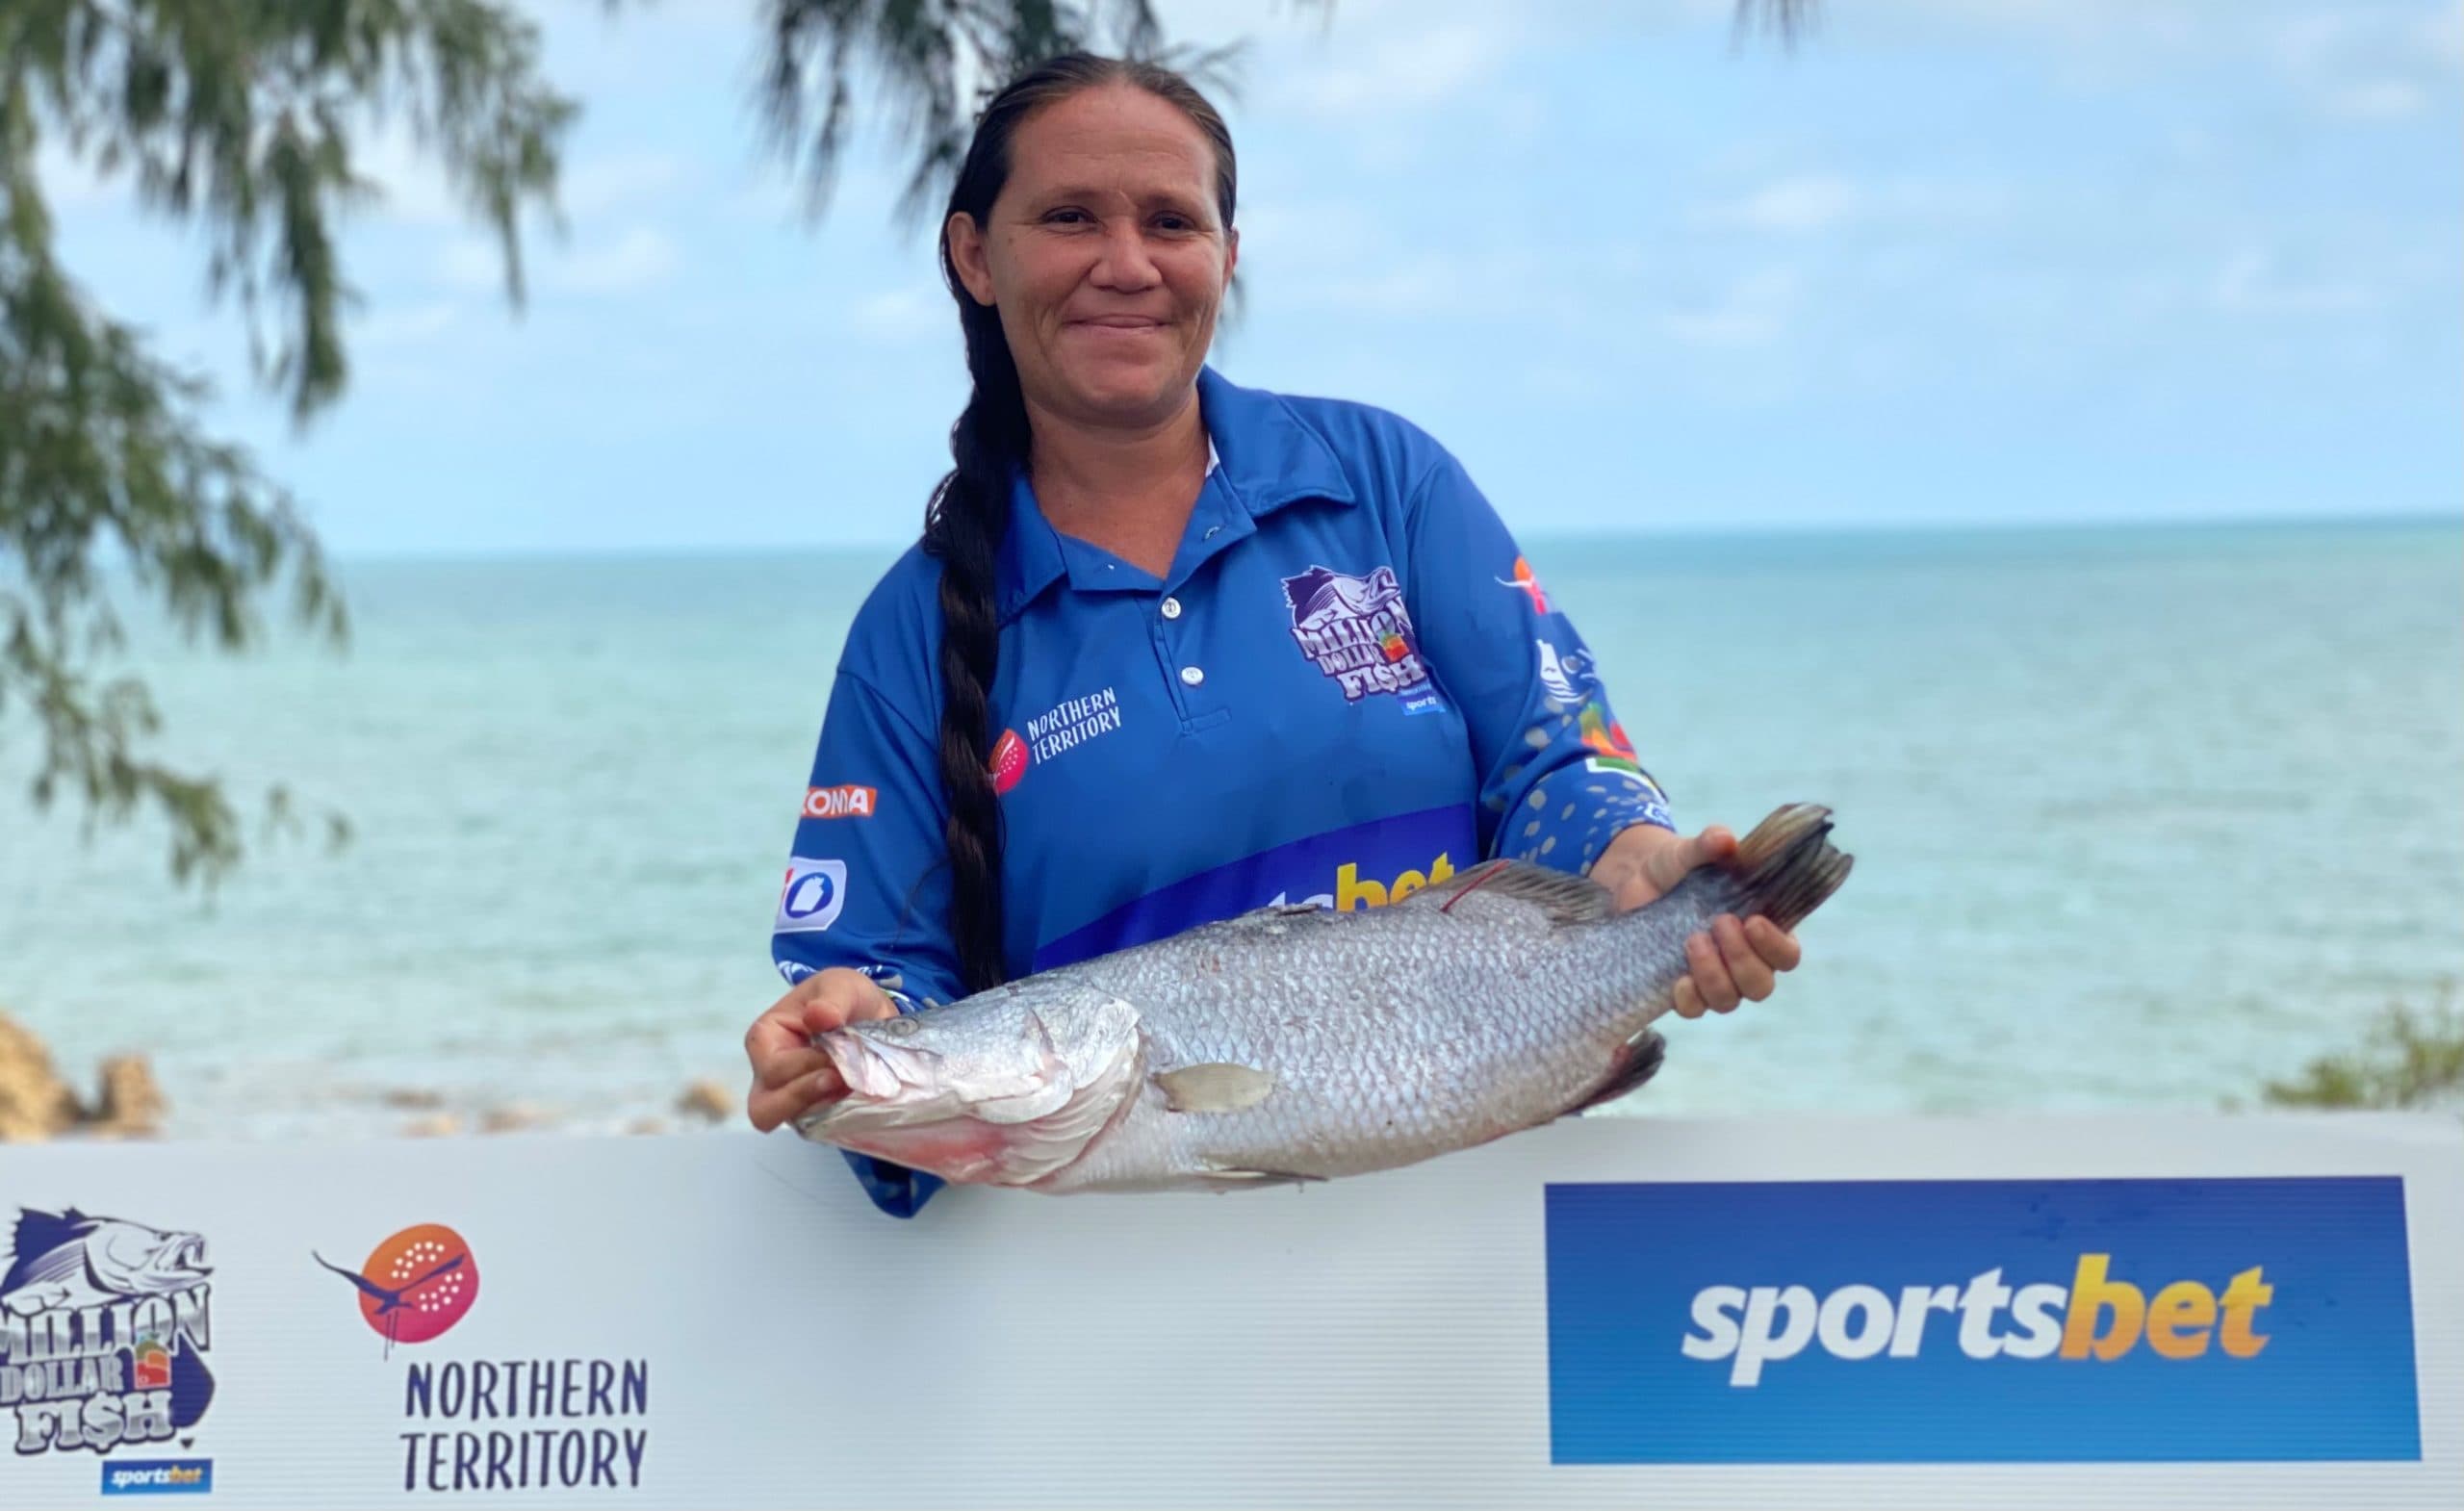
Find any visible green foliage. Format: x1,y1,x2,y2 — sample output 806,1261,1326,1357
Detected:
1,0,577,883
2259,983,2464,1113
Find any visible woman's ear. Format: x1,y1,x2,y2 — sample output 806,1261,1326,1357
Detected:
947,212,997,306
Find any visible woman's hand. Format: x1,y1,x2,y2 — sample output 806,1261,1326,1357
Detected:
745,968,901,1132
1589,823,1802,1020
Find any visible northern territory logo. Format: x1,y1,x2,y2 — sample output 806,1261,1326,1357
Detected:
988,730,1029,795
1,1207,216,1456
314,1223,480,1356
1279,564,1432,702
1498,555,1549,613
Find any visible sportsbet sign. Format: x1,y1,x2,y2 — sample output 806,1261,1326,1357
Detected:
1545,1176,2422,1463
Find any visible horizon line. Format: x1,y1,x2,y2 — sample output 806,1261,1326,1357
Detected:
319,506,2463,567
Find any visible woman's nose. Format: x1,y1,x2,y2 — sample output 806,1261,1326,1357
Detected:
1090,218,1162,289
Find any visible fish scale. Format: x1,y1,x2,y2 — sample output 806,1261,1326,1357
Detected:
800,804,1853,1194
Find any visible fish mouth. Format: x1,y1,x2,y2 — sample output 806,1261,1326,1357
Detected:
169,1234,211,1279
790,1005,1144,1187
798,1024,969,1137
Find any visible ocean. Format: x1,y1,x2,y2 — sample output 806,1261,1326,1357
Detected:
3,518,2459,1139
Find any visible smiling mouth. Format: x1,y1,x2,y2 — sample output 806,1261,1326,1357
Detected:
1071,318,1167,331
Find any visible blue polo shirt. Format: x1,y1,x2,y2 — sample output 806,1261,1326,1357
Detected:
773,365,1675,1216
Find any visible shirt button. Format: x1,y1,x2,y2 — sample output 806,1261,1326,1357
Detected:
1161,597,1183,621
1180,666,1205,687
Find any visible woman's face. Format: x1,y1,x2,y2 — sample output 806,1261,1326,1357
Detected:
949,84,1237,431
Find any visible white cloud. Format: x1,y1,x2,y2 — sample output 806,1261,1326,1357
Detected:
1657,269,1802,347
552,226,680,294
1700,175,1861,234
851,287,950,342
2209,250,2374,317
439,226,679,295
1693,174,2010,238
1278,19,1515,117
440,239,504,293
1315,255,1468,316
352,125,464,227
2322,79,2430,119
34,141,126,212
353,299,462,347
559,153,686,218
2265,9,2457,122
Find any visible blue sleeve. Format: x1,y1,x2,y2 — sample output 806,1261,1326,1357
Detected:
771,667,962,1218
1399,447,1677,875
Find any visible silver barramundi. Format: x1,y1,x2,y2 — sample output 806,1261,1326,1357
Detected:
795,804,1852,1192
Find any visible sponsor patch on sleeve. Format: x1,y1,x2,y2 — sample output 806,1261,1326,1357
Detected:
802,784,878,820
775,858,849,934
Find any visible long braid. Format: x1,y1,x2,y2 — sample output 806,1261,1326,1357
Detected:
922,296,1028,994
920,52,1238,998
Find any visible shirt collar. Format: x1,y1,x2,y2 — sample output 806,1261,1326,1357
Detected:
993,365,1356,623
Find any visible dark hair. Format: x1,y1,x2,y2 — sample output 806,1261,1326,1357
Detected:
922,53,1237,995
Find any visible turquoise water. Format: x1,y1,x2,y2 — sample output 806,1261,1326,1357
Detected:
3,518,2459,1136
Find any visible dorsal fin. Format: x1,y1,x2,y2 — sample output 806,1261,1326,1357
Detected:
1401,859,1612,926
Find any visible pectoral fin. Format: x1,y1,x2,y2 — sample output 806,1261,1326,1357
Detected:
1154,1063,1275,1114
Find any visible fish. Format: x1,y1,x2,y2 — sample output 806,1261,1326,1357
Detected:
795,803,1853,1194
0,1208,213,1315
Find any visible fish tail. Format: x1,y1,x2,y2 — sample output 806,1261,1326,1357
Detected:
1725,804,1854,934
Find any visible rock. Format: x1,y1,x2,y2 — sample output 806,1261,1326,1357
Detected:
625,1116,671,1137
676,1078,734,1124
381,1088,447,1110
0,1010,84,1142
479,1104,548,1135
88,1056,167,1137
404,1114,464,1139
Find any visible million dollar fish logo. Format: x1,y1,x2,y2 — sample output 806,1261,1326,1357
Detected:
1278,564,1432,703
0,1208,217,1456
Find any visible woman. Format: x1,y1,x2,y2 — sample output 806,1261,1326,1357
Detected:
743,53,1802,1216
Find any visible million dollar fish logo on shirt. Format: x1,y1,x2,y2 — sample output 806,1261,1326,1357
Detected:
0,1208,216,1457
1279,564,1434,703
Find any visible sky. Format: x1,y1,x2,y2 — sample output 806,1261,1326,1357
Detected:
38,0,2464,556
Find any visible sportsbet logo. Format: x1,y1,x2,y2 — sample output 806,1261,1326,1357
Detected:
1684,1255,2272,1387
1335,853,1453,910
1546,1176,2421,1464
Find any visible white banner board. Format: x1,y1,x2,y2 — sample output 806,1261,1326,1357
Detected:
3,1114,2457,1510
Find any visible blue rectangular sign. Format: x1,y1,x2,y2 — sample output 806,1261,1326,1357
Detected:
99,1459,214,1496
1544,1176,2420,1464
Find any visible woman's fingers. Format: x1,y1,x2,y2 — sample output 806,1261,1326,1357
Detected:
747,1066,847,1135
1744,915,1803,974
1668,915,1803,1023
1683,929,1742,1014
1712,914,1777,1003
746,970,900,1120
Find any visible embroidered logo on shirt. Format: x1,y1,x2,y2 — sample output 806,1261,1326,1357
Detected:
988,730,1030,795
1499,555,1550,614
802,784,878,820
1279,564,1433,703
1536,637,1598,706
1023,685,1123,765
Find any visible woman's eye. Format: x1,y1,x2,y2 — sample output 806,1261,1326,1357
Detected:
1044,208,1091,225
